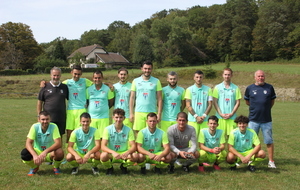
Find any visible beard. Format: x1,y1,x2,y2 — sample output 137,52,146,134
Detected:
169,82,177,87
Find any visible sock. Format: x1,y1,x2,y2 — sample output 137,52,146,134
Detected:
138,160,146,167
123,159,135,167
251,157,265,166
68,160,79,168
22,160,38,169
101,160,112,169
92,159,100,167
53,160,62,168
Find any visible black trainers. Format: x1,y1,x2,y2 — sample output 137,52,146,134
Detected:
106,166,114,175
230,165,237,171
168,164,175,174
182,166,190,172
120,163,128,174
71,167,79,175
154,166,162,174
248,165,256,172
141,167,146,175
91,167,99,175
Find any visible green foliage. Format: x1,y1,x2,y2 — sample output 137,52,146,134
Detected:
132,34,153,64
202,66,217,79
0,69,29,75
34,53,68,72
53,39,66,61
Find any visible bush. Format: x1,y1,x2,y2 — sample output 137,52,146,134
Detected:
0,69,29,76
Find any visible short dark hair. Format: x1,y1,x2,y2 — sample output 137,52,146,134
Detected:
118,67,128,74
208,115,219,123
194,70,204,76
93,70,103,77
113,108,125,116
147,112,157,119
234,115,249,124
80,112,91,120
176,112,188,120
141,60,153,68
39,111,50,117
72,65,82,71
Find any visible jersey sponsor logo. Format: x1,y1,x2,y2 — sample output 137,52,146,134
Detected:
73,93,78,99
197,102,202,109
94,101,100,107
82,149,88,154
122,134,126,138
143,92,148,99
60,89,64,94
155,138,159,142
225,98,230,105
171,103,176,109
264,90,267,94
149,149,154,153
47,89,53,93
120,99,125,105
252,90,257,95
102,91,106,94
114,145,121,151
41,146,46,150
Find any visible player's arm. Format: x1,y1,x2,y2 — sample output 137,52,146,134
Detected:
213,97,223,116
83,139,101,163
101,139,121,159
168,132,182,156
228,144,244,160
121,140,136,159
156,143,170,161
39,137,61,163
188,129,198,153
203,99,213,117
129,91,136,123
37,100,43,117
137,143,153,158
245,100,250,106
25,138,41,165
186,99,202,124
230,99,240,117
271,99,275,108
156,90,162,122
67,141,83,163
243,144,261,163
180,99,186,112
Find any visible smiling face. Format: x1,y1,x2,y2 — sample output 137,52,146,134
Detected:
167,74,178,88
176,116,187,132
50,69,61,85
71,69,82,81
113,114,125,126
118,70,128,84
146,116,158,131
207,119,219,134
39,114,50,129
194,73,204,86
80,117,91,132
237,122,248,134
141,64,152,78
93,73,103,86
254,70,265,86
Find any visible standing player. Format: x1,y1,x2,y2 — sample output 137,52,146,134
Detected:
37,67,69,136
136,113,172,174
227,115,266,172
213,68,241,138
167,112,199,173
129,60,162,135
113,67,132,128
185,70,213,136
66,113,101,175
63,65,93,143
244,70,277,168
198,115,227,172
20,111,64,176
100,109,138,175
86,70,114,136
161,71,185,132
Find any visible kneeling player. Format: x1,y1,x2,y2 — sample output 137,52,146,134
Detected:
227,115,266,172
198,115,227,172
100,109,138,175
66,113,101,175
21,111,64,176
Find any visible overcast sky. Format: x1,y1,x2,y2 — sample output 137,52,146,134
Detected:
0,0,226,44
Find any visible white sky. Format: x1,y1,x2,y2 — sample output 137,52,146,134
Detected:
0,0,226,43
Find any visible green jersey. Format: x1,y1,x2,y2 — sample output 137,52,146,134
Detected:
86,84,114,119
102,124,135,152
69,127,100,155
63,78,93,110
198,128,225,150
27,122,60,151
113,82,132,118
136,127,168,153
228,128,260,153
212,82,241,120
162,85,185,121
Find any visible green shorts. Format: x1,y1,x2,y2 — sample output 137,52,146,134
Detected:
123,118,133,129
199,149,227,163
218,119,236,136
66,108,86,130
188,121,208,137
74,150,93,163
34,148,52,162
133,112,155,131
160,120,177,132
236,149,255,162
91,118,109,137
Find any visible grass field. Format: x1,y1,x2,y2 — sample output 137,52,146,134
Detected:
0,62,299,189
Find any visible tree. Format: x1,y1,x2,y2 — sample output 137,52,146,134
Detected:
53,39,66,61
132,34,153,64
0,22,42,70
107,21,131,38
80,29,111,47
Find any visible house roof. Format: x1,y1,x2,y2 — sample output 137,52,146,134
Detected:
68,44,104,58
96,52,129,64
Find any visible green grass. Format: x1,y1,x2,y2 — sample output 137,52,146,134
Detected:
0,99,299,189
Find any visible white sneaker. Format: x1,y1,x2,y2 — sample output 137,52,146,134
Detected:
268,161,276,168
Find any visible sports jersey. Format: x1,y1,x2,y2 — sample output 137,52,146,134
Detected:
167,124,197,154
228,128,260,153
113,82,132,118
185,84,213,122
86,84,114,119
198,128,225,149
244,83,276,123
63,78,93,110
136,127,168,153
69,127,100,155
131,76,162,113
212,82,241,120
162,85,185,121
27,122,60,151
102,124,135,152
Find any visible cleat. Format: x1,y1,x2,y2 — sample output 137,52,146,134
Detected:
106,167,114,175
28,167,39,176
198,165,205,172
91,167,99,175
213,164,221,171
154,166,162,174
53,168,61,175
182,166,190,172
248,165,256,172
120,163,128,174
230,165,237,171
140,167,146,175
168,164,175,174
71,167,79,175
203,162,210,166
268,161,276,168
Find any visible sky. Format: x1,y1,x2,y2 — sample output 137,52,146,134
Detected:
0,0,227,44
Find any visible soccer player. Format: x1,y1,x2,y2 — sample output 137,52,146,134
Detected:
136,113,172,174
227,115,266,172
185,70,213,136
161,71,185,132
198,115,227,172
129,60,162,135
167,112,199,173
244,70,277,168
212,68,241,138
66,112,101,175
63,65,93,143
20,111,64,176
86,70,114,136
113,67,132,128
37,67,69,136
100,108,138,175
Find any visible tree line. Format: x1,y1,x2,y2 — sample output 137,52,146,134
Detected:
1,0,300,71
